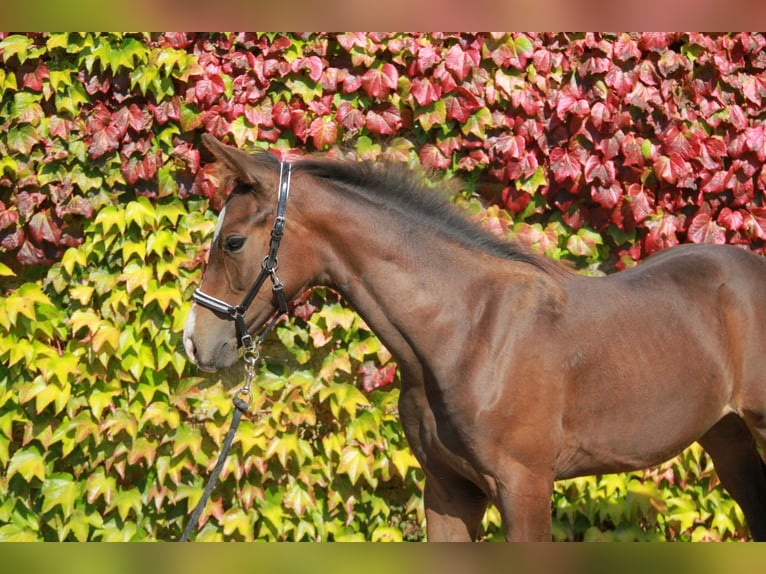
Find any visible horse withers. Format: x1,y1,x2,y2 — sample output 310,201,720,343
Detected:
183,135,766,541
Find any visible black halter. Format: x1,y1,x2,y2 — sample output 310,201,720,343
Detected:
192,161,292,352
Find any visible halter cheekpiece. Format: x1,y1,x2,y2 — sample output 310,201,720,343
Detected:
192,160,293,355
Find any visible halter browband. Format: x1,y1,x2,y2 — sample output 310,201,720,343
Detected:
192,161,292,351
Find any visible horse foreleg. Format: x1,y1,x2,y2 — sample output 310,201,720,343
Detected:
423,475,488,542
493,463,554,541
698,413,766,541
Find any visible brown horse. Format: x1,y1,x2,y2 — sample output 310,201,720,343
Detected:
183,134,766,541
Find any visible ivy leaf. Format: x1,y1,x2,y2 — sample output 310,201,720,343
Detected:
445,43,480,82
361,64,398,99
7,125,40,155
410,77,441,107
566,228,603,258
308,117,337,149
0,34,32,63
365,104,401,135
419,144,450,170
8,445,46,483
41,473,79,517
28,211,62,245
688,209,726,244
550,147,582,183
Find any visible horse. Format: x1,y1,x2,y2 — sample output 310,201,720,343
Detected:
183,134,766,541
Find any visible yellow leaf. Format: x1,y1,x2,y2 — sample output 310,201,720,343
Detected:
69,285,94,305
92,325,120,353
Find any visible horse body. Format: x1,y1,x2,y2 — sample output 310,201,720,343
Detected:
184,136,766,541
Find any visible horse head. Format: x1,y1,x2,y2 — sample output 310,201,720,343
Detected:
183,135,314,372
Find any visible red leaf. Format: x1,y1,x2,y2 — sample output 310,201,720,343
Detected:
660,126,695,160
22,61,49,91
359,362,397,392
549,147,581,183
605,66,636,97
308,117,337,149
16,191,46,219
589,102,611,131
583,156,615,185
700,170,730,195
653,153,690,185
341,72,363,94
87,103,120,158
0,205,19,231
627,183,653,223
361,64,398,99
728,104,748,130
410,77,441,107
639,33,670,51
201,109,230,139
745,207,766,239
613,34,641,62
17,240,44,265
289,108,310,141
717,207,744,231
745,125,766,162
621,134,645,167
336,102,364,133
195,74,225,106
688,210,726,244
292,56,324,82
365,104,401,135
245,101,274,128
416,44,439,74
644,213,680,254
28,210,62,244
272,101,291,127
445,44,480,82
419,144,450,170
591,183,621,209
444,91,480,123
556,92,589,120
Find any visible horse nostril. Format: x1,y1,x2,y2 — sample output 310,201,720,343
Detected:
183,335,198,363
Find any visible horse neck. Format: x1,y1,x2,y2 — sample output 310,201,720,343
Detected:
295,179,557,381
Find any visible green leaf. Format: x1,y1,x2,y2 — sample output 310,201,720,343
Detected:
110,489,142,521
7,125,40,155
8,445,46,483
94,205,126,235
338,445,377,487
0,524,38,542
125,197,157,230
514,35,534,55
46,33,69,51
0,34,32,63
41,473,79,518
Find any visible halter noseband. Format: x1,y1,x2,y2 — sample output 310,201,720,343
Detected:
192,161,292,352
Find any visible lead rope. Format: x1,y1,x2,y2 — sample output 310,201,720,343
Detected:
180,160,292,541
179,348,257,542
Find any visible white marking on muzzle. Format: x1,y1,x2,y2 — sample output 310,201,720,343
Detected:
183,305,198,362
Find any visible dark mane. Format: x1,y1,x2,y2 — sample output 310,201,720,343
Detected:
286,155,560,275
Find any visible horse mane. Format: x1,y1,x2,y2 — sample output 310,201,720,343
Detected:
247,151,562,275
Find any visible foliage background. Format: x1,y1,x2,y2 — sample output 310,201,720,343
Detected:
1,32,764,541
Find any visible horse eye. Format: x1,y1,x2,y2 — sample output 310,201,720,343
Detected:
224,235,246,252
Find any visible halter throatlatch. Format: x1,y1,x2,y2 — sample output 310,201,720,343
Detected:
192,160,293,376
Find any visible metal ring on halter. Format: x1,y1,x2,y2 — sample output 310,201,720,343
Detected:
243,347,260,367
233,387,254,411
263,255,279,272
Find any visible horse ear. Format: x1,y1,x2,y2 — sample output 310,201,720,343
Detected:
201,134,275,193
